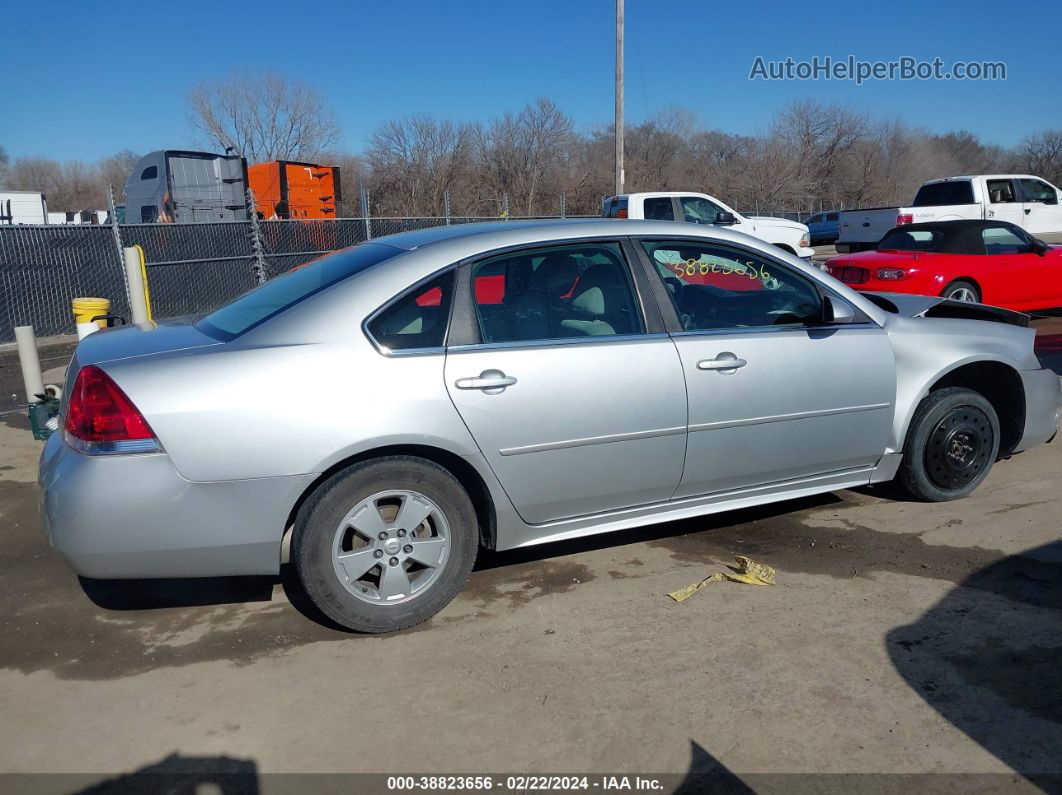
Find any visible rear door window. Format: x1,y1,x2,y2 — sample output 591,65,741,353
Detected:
642,197,675,221
468,242,645,344
986,179,1018,204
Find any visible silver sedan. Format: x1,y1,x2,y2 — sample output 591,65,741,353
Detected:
39,220,1060,632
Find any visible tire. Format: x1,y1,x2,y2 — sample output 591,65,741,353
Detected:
941,280,980,303
898,387,1000,502
293,456,479,632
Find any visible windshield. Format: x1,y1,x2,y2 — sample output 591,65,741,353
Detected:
197,243,403,339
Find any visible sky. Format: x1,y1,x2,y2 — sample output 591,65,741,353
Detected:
2,0,1060,162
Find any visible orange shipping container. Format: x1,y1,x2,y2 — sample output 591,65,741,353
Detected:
247,161,342,219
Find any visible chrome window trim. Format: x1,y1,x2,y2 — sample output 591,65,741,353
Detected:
446,332,671,354
377,346,447,358
632,234,886,331
454,236,654,350
362,264,458,357
668,321,880,339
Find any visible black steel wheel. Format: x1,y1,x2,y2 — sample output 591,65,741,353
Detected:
899,387,1000,502
924,405,994,490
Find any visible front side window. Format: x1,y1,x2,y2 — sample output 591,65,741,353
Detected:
368,271,454,351
1020,179,1058,205
982,225,1031,255
140,166,157,180
640,240,822,331
826,212,839,222
680,196,724,225
642,197,674,221
469,242,644,344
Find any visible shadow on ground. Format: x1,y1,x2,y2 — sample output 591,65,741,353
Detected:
887,540,1062,782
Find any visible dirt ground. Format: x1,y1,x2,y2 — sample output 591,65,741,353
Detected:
0,340,1059,791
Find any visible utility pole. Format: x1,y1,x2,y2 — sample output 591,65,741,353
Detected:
614,0,624,196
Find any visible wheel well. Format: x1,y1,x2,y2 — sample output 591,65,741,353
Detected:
942,277,981,297
928,361,1025,455
283,445,497,553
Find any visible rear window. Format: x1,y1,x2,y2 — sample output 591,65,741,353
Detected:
197,243,402,338
912,181,974,206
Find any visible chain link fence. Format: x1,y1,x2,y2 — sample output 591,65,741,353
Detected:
0,216,574,343
0,210,828,343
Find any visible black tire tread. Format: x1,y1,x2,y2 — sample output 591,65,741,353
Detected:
941,279,980,302
292,455,478,633
898,387,999,502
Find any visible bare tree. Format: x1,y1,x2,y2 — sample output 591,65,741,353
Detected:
474,98,574,215
367,116,472,216
188,71,340,162
1018,130,1062,186
96,150,140,201
0,145,8,186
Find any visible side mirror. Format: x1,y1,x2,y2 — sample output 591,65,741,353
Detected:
823,295,857,324
1032,238,1050,257
714,211,738,226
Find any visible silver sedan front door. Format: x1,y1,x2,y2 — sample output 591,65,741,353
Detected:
638,238,896,498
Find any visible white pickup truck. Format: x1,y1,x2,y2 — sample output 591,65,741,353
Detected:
603,192,815,258
837,174,1062,252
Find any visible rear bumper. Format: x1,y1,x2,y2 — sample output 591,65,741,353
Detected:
1015,368,1061,453
38,433,315,579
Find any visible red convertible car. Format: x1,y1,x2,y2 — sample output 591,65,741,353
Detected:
824,219,1062,312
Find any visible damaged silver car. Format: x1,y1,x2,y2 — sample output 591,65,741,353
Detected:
39,220,1060,632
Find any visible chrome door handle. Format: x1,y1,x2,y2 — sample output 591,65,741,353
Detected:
455,369,517,393
697,353,747,373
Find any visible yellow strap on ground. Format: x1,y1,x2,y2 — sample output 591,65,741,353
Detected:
134,244,153,322
667,556,777,602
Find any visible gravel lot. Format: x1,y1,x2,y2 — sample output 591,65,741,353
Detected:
0,324,1058,792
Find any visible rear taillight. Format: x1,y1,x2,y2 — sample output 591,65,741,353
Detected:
63,365,160,455
896,213,913,226
616,208,628,218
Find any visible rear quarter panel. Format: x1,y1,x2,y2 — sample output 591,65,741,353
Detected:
102,334,479,483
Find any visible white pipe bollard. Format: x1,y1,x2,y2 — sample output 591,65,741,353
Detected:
15,325,46,404
123,246,150,326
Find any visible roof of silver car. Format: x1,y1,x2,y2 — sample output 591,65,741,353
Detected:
372,218,611,251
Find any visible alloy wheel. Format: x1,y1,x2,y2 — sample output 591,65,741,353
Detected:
331,490,451,605
946,286,978,303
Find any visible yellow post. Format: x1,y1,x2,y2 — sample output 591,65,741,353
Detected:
135,244,153,322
